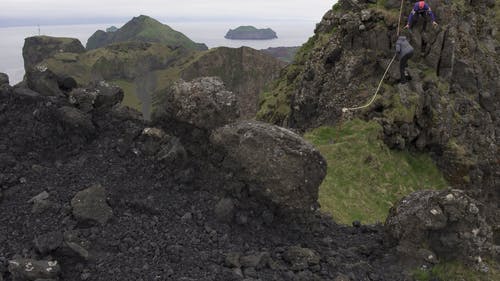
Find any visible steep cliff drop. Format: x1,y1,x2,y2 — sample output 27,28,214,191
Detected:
259,0,499,235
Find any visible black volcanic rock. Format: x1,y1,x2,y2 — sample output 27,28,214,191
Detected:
210,120,327,210
0,72,9,86
386,189,492,265
225,26,277,40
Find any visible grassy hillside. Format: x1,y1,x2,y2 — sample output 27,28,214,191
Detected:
305,119,448,224
86,15,207,51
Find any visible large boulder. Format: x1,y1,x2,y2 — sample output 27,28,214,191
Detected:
68,81,124,113
23,36,85,71
385,189,493,263
25,66,63,96
57,106,96,136
153,77,239,131
210,121,327,209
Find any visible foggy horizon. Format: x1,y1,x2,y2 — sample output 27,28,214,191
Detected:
1,0,335,27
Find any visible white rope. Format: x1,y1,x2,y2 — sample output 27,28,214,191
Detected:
342,0,405,113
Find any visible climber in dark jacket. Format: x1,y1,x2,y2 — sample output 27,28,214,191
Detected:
404,1,438,30
395,36,414,83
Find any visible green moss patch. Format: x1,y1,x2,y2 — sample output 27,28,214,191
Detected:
413,260,500,281
304,119,448,224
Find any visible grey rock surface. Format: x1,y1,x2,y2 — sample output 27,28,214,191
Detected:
210,121,327,209
57,106,95,136
385,189,493,263
154,77,239,130
71,184,113,225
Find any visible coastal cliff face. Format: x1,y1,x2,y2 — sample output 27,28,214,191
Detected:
21,16,285,120
180,47,286,119
86,15,208,51
225,26,278,40
258,0,499,227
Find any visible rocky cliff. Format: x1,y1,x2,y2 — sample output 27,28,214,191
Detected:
26,32,285,120
179,47,286,119
258,0,499,229
86,15,208,51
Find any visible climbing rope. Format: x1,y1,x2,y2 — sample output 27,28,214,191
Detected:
342,0,406,113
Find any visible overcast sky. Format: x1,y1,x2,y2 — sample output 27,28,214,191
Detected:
1,0,336,26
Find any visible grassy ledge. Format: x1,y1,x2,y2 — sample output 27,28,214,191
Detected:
304,119,448,224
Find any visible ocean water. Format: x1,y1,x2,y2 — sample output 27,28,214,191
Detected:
0,20,316,85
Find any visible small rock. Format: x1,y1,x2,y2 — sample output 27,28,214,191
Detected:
243,267,258,278
34,232,63,255
8,259,60,281
225,252,241,268
283,246,320,271
417,248,439,264
71,183,113,225
361,9,372,21
65,242,90,261
240,252,269,268
28,191,50,203
57,106,95,136
181,212,193,221
352,220,361,228
334,274,351,281
214,198,235,223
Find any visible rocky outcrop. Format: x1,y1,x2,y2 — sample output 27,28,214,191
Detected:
86,15,207,51
386,189,492,266
210,121,327,209
153,77,239,131
258,0,499,225
180,47,286,119
22,36,85,71
225,26,277,40
0,72,9,86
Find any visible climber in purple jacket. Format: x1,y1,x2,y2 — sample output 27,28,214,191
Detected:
404,1,438,30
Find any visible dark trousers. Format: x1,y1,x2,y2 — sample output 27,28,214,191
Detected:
400,52,413,81
410,13,428,30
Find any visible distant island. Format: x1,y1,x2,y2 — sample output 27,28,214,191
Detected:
225,26,277,40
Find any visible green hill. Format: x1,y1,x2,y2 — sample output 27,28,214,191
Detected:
86,15,207,51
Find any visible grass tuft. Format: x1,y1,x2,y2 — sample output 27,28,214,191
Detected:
304,119,448,224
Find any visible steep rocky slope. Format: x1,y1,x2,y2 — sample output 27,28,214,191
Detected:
0,75,415,281
178,47,286,119
258,0,499,229
86,15,207,51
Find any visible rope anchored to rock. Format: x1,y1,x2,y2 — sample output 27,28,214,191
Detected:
342,0,405,113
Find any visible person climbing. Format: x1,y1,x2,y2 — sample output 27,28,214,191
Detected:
395,36,414,84
404,1,438,30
